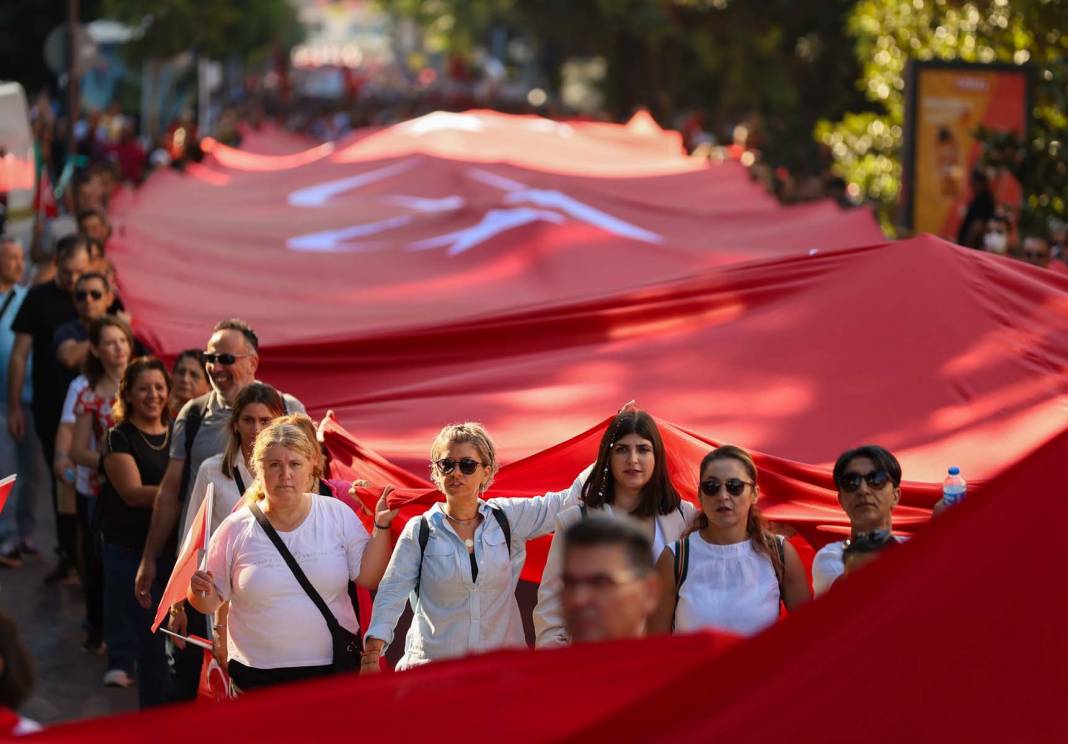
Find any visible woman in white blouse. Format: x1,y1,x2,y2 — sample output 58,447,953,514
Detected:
648,445,810,637
533,409,695,648
182,382,285,537
188,421,396,692
361,422,582,672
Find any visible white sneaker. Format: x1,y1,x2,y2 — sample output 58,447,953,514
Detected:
103,669,135,688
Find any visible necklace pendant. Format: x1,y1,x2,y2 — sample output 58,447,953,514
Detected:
464,538,474,550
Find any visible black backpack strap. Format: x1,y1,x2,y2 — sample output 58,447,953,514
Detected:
248,501,342,634
232,469,246,498
488,504,511,556
671,535,690,631
178,394,210,502
414,516,430,598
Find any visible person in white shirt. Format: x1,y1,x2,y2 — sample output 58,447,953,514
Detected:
648,445,810,637
812,445,904,595
361,422,582,673
534,409,695,648
188,420,397,692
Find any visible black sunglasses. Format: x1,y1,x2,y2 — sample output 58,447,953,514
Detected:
700,478,753,497
839,469,891,493
75,289,104,301
434,457,482,475
202,352,252,366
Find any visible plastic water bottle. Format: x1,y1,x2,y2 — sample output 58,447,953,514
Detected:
942,466,967,507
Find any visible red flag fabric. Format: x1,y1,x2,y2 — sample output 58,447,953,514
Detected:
108,109,882,351
196,650,232,704
152,490,211,632
0,475,14,515
323,413,940,583
32,428,1068,742
262,235,1068,484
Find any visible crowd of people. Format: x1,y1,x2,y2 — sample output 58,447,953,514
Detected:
0,228,912,712
0,94,1035,731
956,169,1068,272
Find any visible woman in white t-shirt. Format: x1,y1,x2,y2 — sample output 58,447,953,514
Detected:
648,445,810,637
533,409,695,648
188,421,397,692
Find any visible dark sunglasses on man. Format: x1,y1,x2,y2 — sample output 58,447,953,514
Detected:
202,352,254,366
838,469,891,493
75,289,104,302
699,477,754,497
434,457,482,475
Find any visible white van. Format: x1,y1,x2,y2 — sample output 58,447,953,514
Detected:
0,81,36,257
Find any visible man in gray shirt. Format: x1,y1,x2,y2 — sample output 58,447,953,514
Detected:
133,319,303,696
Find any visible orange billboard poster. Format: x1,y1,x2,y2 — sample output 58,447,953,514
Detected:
902,62,1030,239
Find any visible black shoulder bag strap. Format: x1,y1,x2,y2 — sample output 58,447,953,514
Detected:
232,469,247,497
248,501,362,669
775,534,787,608
671,535,690,631
178,394,211,502
579,504,588,519
0,289,17,321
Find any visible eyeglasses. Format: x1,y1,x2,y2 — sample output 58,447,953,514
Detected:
434,457,483,475
839,469,891,493
202,352,254,366
699,478,753,497
561,570,643,592
75,289,104,301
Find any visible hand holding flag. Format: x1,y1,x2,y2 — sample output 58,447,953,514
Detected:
152,484,214,632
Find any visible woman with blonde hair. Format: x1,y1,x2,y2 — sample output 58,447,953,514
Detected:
648,445,810,636
362,422,583,672
188,421,396,692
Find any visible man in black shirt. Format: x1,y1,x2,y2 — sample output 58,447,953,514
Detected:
7,234,90,579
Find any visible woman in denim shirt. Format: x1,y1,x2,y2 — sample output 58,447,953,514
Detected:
361,422,582,672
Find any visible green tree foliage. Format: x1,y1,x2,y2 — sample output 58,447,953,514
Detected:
101,0,302,63
382,0,867,178
818,0,1068,232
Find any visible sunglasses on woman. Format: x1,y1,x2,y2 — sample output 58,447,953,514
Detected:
839,469,891,493
434,458,482,475
700,478,753,497
75,289,104,301
202,352,253,366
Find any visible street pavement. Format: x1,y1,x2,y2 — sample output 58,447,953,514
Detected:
0,504,136,725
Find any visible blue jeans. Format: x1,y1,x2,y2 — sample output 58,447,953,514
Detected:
102,543,174,708
0,404,46,547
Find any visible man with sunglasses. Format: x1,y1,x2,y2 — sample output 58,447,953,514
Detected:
7,235,90,578
52,273,115,372
134,318,304,701
813,445,904,595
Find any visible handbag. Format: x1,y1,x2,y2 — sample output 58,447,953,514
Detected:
248,501,362,673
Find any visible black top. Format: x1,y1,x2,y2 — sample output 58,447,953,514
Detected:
10,281,78,413
99,420,176,554
956,190,996,248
